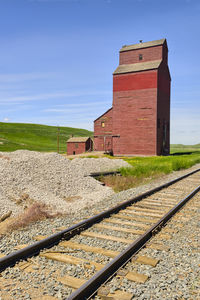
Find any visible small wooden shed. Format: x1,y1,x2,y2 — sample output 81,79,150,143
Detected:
67,137,93,155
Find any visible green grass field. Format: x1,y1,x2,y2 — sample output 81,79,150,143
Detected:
170,143,200,154
0,122,93,153
101,144,200,192
1,122,199,191
122,151,200,176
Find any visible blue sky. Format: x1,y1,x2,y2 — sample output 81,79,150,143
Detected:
0,0,199,144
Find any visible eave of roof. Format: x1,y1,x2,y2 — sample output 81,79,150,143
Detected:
120,39,166,52
67,137,90,143
94,107,113,122
113,59,162,75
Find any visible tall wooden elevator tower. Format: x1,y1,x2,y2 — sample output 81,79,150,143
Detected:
94,38,171,156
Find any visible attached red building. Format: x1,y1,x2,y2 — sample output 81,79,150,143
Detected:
94,38,171,156
67,137,93,155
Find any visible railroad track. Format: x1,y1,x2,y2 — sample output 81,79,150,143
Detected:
0,168,200,299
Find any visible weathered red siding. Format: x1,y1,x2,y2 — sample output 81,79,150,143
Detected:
94,108,113,152
120,45,163,65
112,88,157,155
113,71,157,93
67,138,93,155
94,39,171,156
67,142,86,155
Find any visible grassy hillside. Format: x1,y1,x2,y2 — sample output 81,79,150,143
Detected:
0,122,93,153
171,143,200,154
0,122,199,154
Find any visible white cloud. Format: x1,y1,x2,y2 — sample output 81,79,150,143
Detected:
43,100,111,112
0,72,56,83
3,117,9,122
0,90,111,104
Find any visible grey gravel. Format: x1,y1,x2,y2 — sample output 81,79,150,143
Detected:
0,155,199,299
0,150,129,216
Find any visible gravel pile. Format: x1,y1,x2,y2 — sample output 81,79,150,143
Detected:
0,150,129,216
0,169,199,299
0,161,199,299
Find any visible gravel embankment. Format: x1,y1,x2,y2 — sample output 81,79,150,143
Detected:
0,157,199,253
0,150,129,216
0,155,199,299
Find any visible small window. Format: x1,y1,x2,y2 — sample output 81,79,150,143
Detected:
101,122,105,128
75,143,78,148
139,54,143,61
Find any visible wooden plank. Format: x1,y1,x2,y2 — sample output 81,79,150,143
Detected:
121,209,160,223
133,255,159,267
33,297,58,300
14,244,28,250
127,206,165,214
126,207,163,217
156,191,181,196
134,203,171,210
17,261,32,270
139,201,173,208
125,271,148,283
16,261,39,273
135,203,174,213
155,197,180,202
94,223,144,235
60,240,119,258
81,231,133,244
142,198,176,205
97,286,110,297
146,243,169,251
161,227,176,233
122,209,161,219
34,235,46,241
151,192,179,197
57,275,86,289
103,218,150,229
156,233,172,240
40,252,104,271
99,290,133,300
111,214,155,224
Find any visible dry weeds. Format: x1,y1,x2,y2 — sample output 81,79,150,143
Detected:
12,193,35,209
100,174,158,192
0,202,61,238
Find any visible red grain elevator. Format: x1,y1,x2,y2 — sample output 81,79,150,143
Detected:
94,38,171,156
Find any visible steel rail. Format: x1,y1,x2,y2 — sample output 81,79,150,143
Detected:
0,168,199,272
67,183,200,300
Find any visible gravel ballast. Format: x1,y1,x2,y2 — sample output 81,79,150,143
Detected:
0,150,129,216
0,152,199,299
